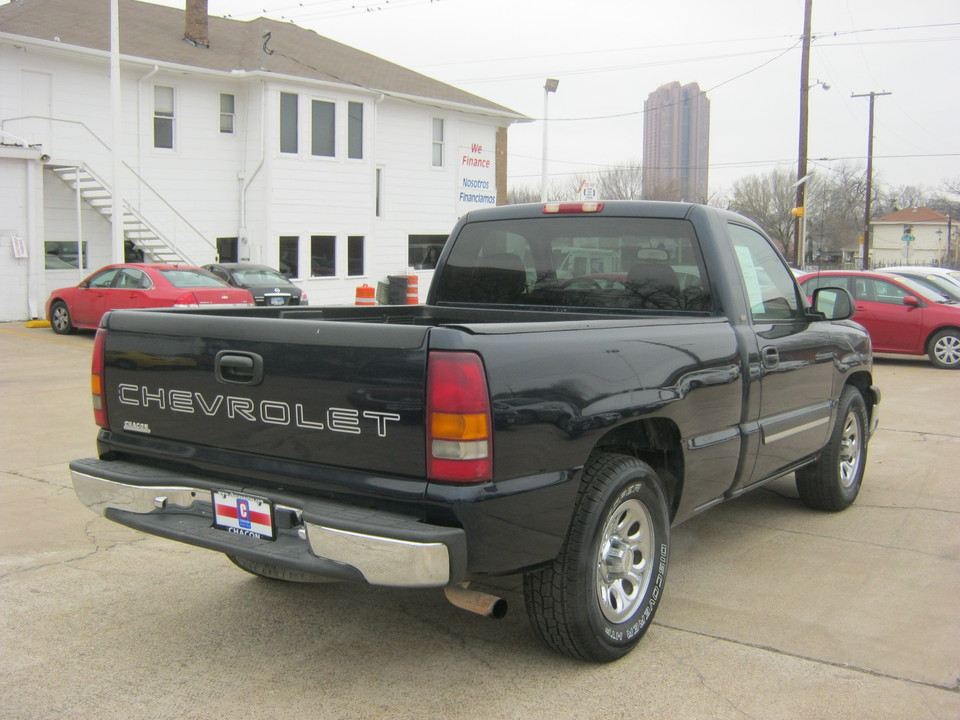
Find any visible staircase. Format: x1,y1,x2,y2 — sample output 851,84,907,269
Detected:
47,163,195,265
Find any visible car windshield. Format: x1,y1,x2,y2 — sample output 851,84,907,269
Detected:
160,269,229,288
234,268,289,285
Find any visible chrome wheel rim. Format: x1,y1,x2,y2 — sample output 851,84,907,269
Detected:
838,409,863,488
934,335,960,367
52,305,69,332
596,498,654,623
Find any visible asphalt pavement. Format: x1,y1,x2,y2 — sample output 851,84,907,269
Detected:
1,321,958,720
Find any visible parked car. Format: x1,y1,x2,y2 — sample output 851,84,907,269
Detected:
878,270,960,302
798,270,960,369
203,263,307,306
880,265,960,288
46,263,255,334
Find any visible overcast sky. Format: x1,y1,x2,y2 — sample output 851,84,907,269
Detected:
153,0,959,199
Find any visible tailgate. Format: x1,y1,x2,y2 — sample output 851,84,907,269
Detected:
100,310,430,477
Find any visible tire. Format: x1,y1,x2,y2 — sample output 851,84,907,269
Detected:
49,300,76,335
227,554,339,583
796,386,868,511
928,329,960,369
523,453,670,662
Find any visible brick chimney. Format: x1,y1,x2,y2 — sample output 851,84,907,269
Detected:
184,0,209,48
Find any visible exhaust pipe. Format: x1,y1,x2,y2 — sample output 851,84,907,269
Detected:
444,583,507,619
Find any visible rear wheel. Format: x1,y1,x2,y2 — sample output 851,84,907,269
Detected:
227,554,338,583
796,386,868,511
523,453,670,662
928,329,960,369
49,300,75,335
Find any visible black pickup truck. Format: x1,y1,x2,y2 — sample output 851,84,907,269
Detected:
71,201,879,662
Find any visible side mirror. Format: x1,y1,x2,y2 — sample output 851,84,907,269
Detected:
903,295,921,307
810,286,854,321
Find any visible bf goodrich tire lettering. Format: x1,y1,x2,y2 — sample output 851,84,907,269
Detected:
523,453,670,662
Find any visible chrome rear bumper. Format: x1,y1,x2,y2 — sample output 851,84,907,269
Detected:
71,460,464,588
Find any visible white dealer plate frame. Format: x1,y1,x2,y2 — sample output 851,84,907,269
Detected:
212,490,276,540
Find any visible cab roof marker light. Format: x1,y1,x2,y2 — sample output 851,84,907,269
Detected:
542,202,605,214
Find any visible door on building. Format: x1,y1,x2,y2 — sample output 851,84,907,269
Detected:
217,237,239,263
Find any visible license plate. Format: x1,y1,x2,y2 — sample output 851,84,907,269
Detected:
212,491,275,540
268,296,286,305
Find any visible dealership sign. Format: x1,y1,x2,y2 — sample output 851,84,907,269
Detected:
458,142,497,215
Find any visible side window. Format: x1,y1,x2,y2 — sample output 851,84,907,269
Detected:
311,99,335,157
279,236,299,278
348,101,363,159
432,118,444,167
154,85,175,149
872,279,911,305
347,235,365,276
728,223,801,321
220,93,235,134
89,269,120,289
311,235,336,277
117,268,148,289
280,92,298,154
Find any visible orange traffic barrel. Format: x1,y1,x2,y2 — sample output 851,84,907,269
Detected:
405,275,419,304
355,284,376,306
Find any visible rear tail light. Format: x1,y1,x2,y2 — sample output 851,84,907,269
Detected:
173,292,199,307
91,328,109,429
427,351,492,483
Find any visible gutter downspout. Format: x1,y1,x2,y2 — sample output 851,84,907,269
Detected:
239,79,266,262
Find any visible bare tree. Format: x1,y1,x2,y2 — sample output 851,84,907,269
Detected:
595,162,644,200
727,167,797,255
506,184,541,205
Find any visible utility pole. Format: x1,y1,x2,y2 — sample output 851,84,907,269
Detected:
794,0,813,268
852,91,891,270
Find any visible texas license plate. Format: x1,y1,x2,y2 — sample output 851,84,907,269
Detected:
212,491,275,540
268,296,286,305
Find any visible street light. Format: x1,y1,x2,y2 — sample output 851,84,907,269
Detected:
540,78,559,202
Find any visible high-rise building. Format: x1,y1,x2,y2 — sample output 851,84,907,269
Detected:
642,82,710,202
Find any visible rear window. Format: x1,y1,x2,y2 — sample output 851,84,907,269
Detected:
433,216,713,313
234,268,289,285
160,269,228,288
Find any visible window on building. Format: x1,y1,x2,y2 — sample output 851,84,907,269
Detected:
409,234,447,269
279,236,299,278
45,241,88,269
311,99,335,157
220,93,235,134
348,101,363,159
311,235,336,277
154,85,175,149
432,117,444,167
376,168,383,217
280,92,298,154
348,236,365,276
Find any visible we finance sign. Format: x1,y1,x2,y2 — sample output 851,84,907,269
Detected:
458,142,497,215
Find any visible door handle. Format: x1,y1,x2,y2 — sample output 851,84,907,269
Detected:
215,351,264,385
761,346,779,369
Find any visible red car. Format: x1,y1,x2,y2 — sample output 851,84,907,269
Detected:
798,270,960,369
46,263,255,334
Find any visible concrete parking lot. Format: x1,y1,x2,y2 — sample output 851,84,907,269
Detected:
1,321,958,720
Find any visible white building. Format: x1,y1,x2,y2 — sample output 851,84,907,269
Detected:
0,0,526,321
870,207,955,267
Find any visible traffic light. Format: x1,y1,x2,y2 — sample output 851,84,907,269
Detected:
791,207,805,218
